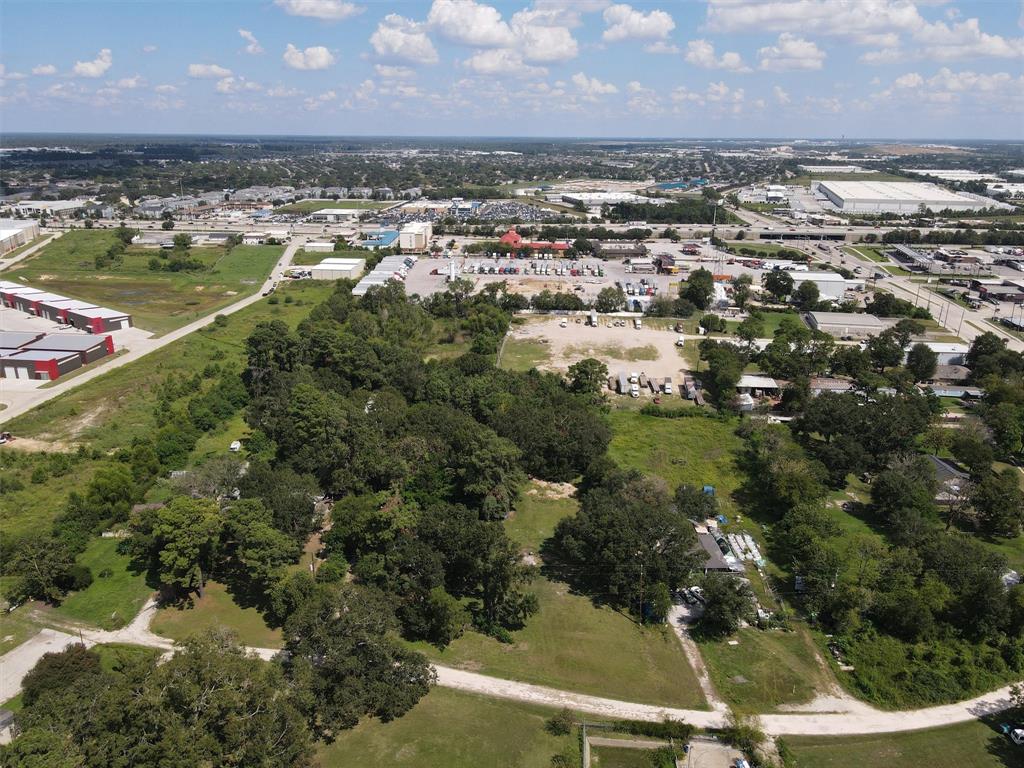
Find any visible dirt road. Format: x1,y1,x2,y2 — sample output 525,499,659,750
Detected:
0,241,301,424
1,600,1021,739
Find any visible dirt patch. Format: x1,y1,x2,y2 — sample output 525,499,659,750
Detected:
526,478,576,499
194,286,206,292
0,437,77,453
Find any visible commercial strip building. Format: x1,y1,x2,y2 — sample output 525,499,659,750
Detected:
0,219,41,255
816,181,990,213
352,254,417,297
0,280,132,332
307,208,362,223
0,330,114,380
7,200,86,217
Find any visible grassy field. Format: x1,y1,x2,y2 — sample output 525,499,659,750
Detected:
411,488,707,709
151,581,283,649
5,280,334,452
607,411,743,515
724,310,799,338
564,343,659,362
0,451,102,539
316,687,580,768
55,538,152,630
274,199,392,214
782,720,1024,768
8,230,282,335
500,338,552,371
698,628,835,711
590,746,657,767
845,245,889,263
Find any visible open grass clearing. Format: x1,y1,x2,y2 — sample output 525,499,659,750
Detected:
607,411,743,516
411,489,707,709
564,343,659,362
506,481,576,553
273,199,393,214
54,538,153,630
5,281,333,451
316,686,580,768
781,719,1024,768
698,628,835,712
590,745,658,768
500,337,552,371
151,580,283,649
8,230,282,335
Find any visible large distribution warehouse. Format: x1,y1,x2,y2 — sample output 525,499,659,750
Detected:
816,181,990,213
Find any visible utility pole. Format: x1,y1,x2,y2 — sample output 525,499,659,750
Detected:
636,549,645,626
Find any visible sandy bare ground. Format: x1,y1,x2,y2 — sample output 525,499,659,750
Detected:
668,604,728,713
509,316,689,381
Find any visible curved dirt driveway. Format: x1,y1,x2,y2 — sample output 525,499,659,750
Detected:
2,598,1020,738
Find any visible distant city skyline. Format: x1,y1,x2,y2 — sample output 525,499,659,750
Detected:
1,0,1022,139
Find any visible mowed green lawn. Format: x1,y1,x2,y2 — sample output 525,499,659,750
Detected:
290,247,370,266
151,581,283,649
411,487,707,709
782,720,1024,768
55,538,152,630
607,411,743,515
5,281,334,451
8,230,282,335
590,746,660,768
698,628,835,712
316,687,580,768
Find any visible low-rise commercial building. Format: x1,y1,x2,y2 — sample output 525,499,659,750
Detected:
817,181,989,214
309,257,366,281
307,207,361,223
805,311,889,338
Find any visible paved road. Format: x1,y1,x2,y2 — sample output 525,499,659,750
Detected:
825,244,1023,353
1,599,1021,739
0,240,302,424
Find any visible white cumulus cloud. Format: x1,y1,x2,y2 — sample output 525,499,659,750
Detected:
462,49,547,77
274,0,362,21
32,64,57,76
116,75,144,89
283,44,335,70
428,0,515,47
571,71,618,99
72,48,113,78
370,14,439,64
684,39,751,72
758,33,826,71
188,63,232,78
216,76,263,94
602,4,674,42
239,29,264,55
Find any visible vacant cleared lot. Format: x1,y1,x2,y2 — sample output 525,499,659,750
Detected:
607,411,743,515
8,230,282,334
782,720,1024,768
55,538,152,630
317,687,579,768
151,581,283,649
501,317,688,385
411,487,707,709
698,628,836,712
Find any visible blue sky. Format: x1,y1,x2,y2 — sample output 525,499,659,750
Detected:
1,0,1022,138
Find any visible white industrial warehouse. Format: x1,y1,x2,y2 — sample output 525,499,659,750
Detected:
309,257,366,281
816,181,990,213
0,219,41,256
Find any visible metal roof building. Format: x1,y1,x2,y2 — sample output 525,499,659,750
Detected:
817,181,990,213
